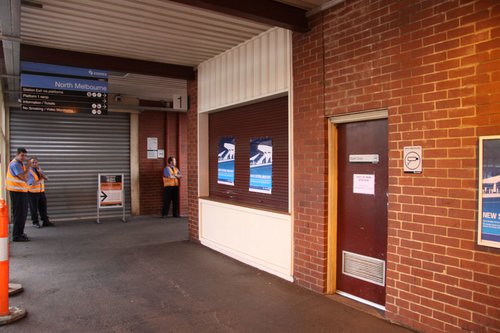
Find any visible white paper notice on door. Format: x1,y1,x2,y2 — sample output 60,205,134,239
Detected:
353,174,375,195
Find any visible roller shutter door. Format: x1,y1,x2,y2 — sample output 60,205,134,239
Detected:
9,109,130,221
208,96,288,212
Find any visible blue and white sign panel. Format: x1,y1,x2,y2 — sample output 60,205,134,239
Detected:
21,61,108,79
21,62,108,115
218,137,235,186
478,136,500,249
249,138,272,194
21,74,108,93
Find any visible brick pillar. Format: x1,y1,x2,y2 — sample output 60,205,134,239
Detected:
187,78,199,241
292,13,329,293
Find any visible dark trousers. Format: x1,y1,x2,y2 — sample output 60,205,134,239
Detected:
10,191,28,238
29,192,49,225
162,186,179,217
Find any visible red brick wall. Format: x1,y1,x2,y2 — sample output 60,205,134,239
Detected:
178,113,188,217
138,111,188,215
293,12,329,293
187,79,199,240
293,0,500,332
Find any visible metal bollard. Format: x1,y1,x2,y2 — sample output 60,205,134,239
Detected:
0,199,26,325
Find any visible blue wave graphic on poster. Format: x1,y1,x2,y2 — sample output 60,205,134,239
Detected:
249,138,272,194
218,137,235,185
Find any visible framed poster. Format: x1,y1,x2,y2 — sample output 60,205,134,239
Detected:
249,138,272,194
217,137,235,185
478,136,500,248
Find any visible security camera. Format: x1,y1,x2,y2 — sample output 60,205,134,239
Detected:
114,94,122,102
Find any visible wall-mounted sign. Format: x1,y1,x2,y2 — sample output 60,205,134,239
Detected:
158,149,165,158
249,138,272,194
349,154,379,164
173,93,188,111
478,136,500,248
147,137,158,159
147,137,158,150
353,174,375,195
218,137,235,186
21,62,108,115
403,146,422,173
147,150,158,159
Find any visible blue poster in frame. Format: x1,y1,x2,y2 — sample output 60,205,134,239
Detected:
218,137,235,186
478,135,500,248
249,138,272,194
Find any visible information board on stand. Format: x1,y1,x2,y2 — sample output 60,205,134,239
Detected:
97,174,126,223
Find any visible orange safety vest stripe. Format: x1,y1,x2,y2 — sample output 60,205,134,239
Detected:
163,166,180,187
6,160,29,192
29,169,45,193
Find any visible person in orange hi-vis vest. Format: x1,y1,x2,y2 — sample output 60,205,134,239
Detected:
6,147,32,242
27,157,55,228
161,156,182,218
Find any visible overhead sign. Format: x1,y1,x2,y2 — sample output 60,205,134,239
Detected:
98,174,124,208
403,146,422,173
173,93,188,111
21,62,108,115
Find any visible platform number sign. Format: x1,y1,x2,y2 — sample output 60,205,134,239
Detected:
173,94,187,111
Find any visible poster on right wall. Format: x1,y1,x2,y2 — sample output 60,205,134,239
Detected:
478,135,500,248
249,138,273,194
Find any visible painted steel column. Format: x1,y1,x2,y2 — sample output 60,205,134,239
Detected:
130,113,140,216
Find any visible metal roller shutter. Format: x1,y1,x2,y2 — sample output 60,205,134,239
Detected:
9,109,130,221
208,96,289,212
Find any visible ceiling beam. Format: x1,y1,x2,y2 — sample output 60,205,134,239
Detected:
20,44,196,80
168,0,309,32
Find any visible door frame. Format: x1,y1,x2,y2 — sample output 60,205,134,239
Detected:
327,109,388,294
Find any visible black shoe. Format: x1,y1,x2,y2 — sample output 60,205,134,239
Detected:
13,235,30,242
173,215,180,218
33,223,41,228
43,221,55,227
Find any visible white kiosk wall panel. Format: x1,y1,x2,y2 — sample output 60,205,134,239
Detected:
198,27,290,113
197,27,293,280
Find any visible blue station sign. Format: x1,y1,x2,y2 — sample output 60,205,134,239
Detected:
21,62,109,115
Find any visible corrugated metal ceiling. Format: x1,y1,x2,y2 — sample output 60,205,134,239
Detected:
20,0,272,67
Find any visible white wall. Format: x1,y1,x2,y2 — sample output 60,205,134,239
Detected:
200,199,293,280
198,27,291,113
196,27,293,281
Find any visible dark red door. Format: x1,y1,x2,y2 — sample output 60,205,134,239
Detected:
336,119,388,306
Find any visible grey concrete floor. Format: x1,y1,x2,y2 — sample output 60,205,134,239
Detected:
6,216,413,333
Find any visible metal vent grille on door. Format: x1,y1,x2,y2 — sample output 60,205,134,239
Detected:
10,109,130,221
342,251,385,286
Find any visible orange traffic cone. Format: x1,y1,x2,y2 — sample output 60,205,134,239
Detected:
0,199,26,325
